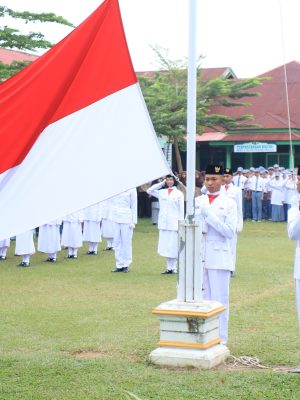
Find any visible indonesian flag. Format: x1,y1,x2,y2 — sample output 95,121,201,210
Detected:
0,0,170,240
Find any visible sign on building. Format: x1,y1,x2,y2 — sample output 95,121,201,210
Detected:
234,142,277,153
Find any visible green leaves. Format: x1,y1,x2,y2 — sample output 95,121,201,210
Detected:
0,5,74,52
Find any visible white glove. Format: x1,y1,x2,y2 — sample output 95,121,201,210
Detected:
199,205,210,218
129,223,135,229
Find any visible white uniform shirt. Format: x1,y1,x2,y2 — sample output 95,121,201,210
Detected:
110,189,137,225
195,193,237,270
147,182,184,231
63,211,84,223
232,174,247,189
284,178,297,205
84,203,103,222
268,179,285,205
248,176,265,192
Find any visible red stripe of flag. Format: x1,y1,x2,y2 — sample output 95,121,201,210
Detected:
0,0,136,174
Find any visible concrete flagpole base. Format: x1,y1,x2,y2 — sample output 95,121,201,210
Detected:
149,299,230,369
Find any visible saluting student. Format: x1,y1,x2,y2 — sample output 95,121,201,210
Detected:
195,165,237,345
269,172,285,222
287,167,300,333
147,174,184,274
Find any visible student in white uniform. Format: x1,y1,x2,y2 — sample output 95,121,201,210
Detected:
195,165,237,344
221,168,243,276
147,174,184,274
15,230,36,267
232,167,247,189
61,210,84,259
287,168,300,334
269,172,285,221
110,188,137,273
101,198,115,251
0,238,10,260
83,202,102,255
284,172,297,220
250,168,265,222
38,218,62,262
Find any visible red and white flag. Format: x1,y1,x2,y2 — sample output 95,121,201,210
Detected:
0,0,170,240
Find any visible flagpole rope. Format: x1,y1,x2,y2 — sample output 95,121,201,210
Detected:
278,0,294,169
226,355,270,369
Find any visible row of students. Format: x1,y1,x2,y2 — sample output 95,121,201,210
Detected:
0,189,137,271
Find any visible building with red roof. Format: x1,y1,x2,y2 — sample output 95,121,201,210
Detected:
198,61,300,169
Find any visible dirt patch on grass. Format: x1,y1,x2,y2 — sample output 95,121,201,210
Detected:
70,350,112,359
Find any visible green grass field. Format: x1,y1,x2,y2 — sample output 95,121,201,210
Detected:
0,220,299,399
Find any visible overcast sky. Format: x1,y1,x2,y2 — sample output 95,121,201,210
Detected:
2,0,300,78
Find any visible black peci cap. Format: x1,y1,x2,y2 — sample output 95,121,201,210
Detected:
205,164,224,175
224,167,233,175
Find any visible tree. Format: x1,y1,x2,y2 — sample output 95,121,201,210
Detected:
139,46,266,173
0,5,73,80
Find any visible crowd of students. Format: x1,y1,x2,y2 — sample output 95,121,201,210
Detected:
231,164,297,222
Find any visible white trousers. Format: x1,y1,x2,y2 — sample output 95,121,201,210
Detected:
38,224,61,254
203,269,231,344
158,230,178,258
83,220,102,243
61,222,83,248
296,279,300,333
229,234,238,272
15,231,35,256
113,223,133,269
102,219,115,239
0,247,8,257
166,257,177,272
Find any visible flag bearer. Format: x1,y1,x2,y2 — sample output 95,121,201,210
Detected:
195,165,237,344
147,174,184,274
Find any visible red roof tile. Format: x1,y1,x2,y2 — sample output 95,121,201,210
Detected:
200,67,236,80
196,132,227,141
0,48,38,64
210,61,300,130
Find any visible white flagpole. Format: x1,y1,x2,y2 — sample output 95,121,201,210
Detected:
186,0,197,222
177,0,199,302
